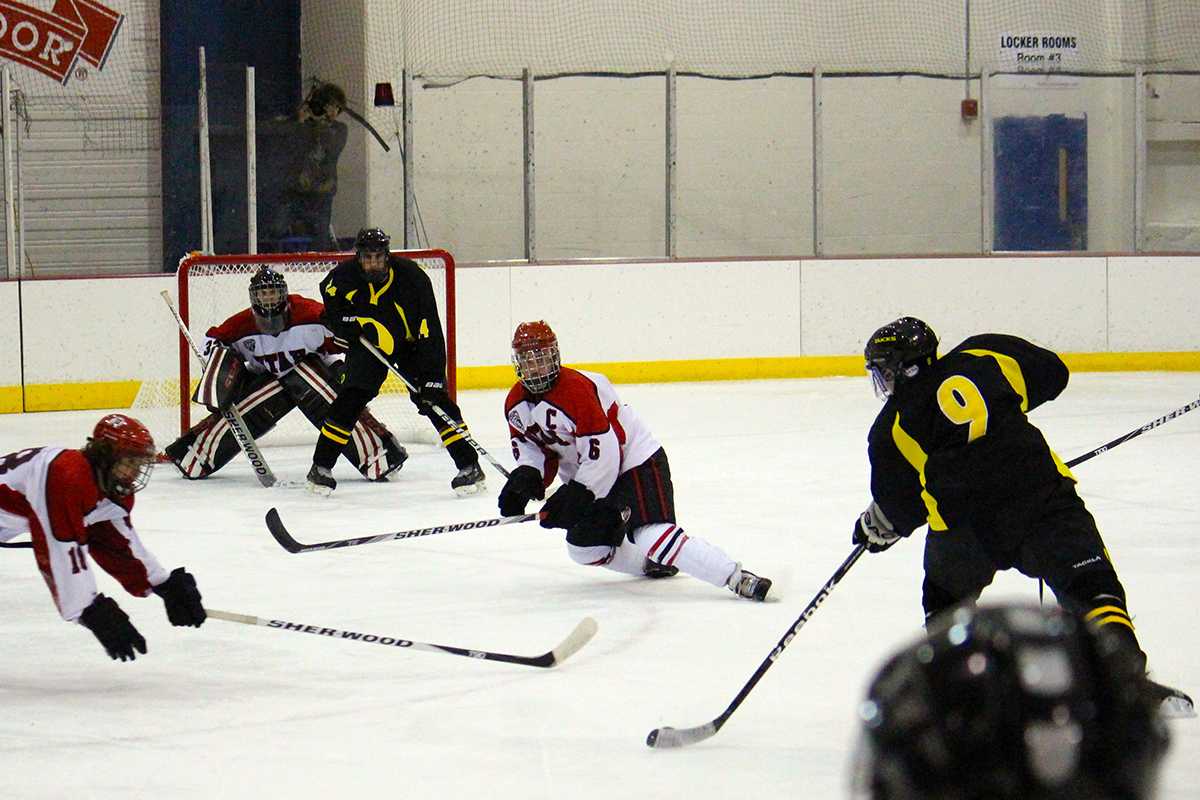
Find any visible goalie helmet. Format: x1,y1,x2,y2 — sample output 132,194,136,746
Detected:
249,266,289,335
83,413,157,497
864,317,938,399
512,320,560,394
852,604,1169,800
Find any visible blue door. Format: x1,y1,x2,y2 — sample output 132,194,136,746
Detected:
994,114,1087,251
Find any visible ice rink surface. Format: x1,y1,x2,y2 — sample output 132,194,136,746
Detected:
2,372,1198,799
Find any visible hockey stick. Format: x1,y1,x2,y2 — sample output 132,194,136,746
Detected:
207,608,597,668
160,290,278,488
359,337,511,478
648,396,1200,748
0,540,32,549
265,506,536,553
646,543,867,749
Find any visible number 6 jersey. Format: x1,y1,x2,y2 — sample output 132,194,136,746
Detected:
0,447,168,622
504,367,662,498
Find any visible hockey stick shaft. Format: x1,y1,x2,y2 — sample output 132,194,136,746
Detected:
1062,394,1200,469
646,543,867,748
265,506,536,553
207,608,597,668
160,290,277,487
359,337,511,479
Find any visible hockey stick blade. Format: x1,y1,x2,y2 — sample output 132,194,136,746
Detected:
646,721,720,749
265,507,538,553
208,609,598,668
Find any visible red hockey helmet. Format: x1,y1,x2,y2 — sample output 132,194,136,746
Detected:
85,414,157,497
512,320,560,394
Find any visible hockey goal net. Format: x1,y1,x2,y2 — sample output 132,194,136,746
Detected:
134,249,455,449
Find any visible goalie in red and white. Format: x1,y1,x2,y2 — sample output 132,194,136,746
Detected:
163,266,407,481
498,320,773,601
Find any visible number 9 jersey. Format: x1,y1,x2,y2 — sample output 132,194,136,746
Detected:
867,333,1073,537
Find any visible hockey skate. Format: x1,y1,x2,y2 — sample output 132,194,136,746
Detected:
306,464,336,496
1145,678,1196,719
451,463,486,496
727,564,772,601
642,557,679,579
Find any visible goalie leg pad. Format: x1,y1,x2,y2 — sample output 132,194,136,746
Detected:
283,357,407,480
168,375,290,477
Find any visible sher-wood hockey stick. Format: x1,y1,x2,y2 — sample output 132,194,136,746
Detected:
207,608,598,668
265,506,536,553
359,338,512,479
648,396,1200,749
160,290,278,488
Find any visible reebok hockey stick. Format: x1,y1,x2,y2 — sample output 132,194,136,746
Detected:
207,608,598,668
359,338,512,479
649,397,1200,748
646,543,868,749
265,506,536,553
160,290,278,488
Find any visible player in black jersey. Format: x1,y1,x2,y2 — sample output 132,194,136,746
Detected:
306,227,484,496
852,316,1191,716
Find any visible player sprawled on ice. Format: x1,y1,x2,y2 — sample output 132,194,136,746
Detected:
164,265,408,482
497,320,771,600
0,414,206,662
306,227,484,497
852,316,1192,716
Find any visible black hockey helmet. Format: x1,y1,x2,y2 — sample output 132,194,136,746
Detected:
355,227,390,257
851,604,1169,800
864,317,938,398
249,266,289,335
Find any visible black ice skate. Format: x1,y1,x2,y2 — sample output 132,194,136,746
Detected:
642,558,679,579
1145,678,1196,719
306,464,336,496
727,564,772,601
451,463,486,496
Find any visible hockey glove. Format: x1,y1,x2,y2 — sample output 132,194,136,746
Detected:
416,379,451,410
852,500,903,553
498,465,545,517
79,594,147,662
539,480,595,530
152,567,207,627
568,499,631,548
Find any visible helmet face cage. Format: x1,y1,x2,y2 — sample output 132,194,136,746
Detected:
249,268,289,334
511,321,560,393
88,414,156,497
854,604,1169,800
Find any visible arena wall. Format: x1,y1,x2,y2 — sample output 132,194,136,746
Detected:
1,254,1197,413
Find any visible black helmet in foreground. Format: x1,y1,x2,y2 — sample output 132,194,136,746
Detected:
864,316,938,398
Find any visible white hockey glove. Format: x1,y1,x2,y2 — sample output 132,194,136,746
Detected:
852,500,903,553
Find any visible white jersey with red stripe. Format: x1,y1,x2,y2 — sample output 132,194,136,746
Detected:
203,294,343,377
0,447,167,622
504,368,662,498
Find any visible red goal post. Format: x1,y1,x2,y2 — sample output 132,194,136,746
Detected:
173,248,456,440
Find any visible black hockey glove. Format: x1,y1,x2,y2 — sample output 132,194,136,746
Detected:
79,594,147,662
852,500,904,553
498,465,545,517
539,480,595,530
416,379,450,410
153,567,207,627
569,499,631,548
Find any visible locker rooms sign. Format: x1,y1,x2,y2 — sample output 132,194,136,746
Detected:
998,33,1081,72
0,0,123,85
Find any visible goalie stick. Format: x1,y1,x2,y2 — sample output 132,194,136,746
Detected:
359,338,512,479
160,290,278,488
647,399,1200,749
266,506,536,553
207,608,597,668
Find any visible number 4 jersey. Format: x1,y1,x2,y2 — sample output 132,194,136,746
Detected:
504,367,662,498
0,447,168,622
867,333,1074,537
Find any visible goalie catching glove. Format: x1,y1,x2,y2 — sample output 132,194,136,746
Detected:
498,465,545,517
852,500,905,553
